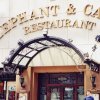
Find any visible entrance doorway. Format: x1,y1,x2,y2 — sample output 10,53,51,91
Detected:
48,86,74,100
38,73,84,100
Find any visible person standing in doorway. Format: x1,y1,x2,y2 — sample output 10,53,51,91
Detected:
84,90,94,100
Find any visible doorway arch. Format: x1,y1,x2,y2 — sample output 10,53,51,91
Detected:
2,34,84,74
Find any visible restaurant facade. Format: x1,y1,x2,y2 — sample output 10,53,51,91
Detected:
0,0,100,100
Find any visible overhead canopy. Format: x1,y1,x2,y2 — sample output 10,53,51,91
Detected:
0,34,99,80
2,35,84,74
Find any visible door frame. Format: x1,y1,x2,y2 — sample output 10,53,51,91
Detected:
30,66,86,100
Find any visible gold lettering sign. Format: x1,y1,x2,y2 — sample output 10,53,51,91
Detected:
84,4,100,19
67,4,76,15
17,12,28,24
0,4,99,39
84,4,93,16
23,19,96,35
92,8,100,19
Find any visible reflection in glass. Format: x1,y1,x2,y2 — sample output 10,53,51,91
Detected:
49,73,76,84
39,87,46,100
64,87,73,100
51,88,60,100
77,86,84,100
38,73,84,100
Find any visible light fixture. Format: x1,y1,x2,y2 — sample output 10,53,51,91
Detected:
9,49,15,55
83,52,89,59
68,39,73,43
90,75,96,89
19,75,25,88
92,44,97,52
18,39,24,46
95,35,100,42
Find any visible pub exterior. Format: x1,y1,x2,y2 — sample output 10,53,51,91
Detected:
0,0,100,100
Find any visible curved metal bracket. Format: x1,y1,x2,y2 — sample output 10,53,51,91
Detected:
2,35,84,74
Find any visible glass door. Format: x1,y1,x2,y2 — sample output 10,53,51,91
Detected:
48,86,74,100
48,86,62,100
64,87,74,100
38,73,84,100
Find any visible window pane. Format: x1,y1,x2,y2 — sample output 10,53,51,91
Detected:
77,86,84,100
